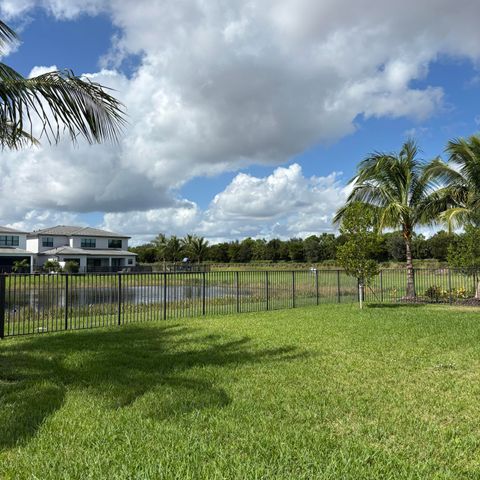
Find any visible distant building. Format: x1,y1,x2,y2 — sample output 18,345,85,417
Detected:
26,225,137,272
0,226,34,272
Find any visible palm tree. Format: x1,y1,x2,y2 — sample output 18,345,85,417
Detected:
0,20,124,149
424,135,480,229
334,140,439,298
190,236,209,263
423,135,480,298
166,236,183,262
181,234,209,263
181,234,195,260
153,233,168,269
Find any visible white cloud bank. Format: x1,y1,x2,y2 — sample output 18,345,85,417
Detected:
103,164,349,244
1,0,480,240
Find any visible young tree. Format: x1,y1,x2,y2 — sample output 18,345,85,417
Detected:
447,226,480,298
336,203,380,308
0,21,124,148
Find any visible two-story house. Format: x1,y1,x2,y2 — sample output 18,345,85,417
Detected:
0,226,34,272
27,226,137,272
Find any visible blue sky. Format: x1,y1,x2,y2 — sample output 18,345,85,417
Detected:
1,1,480,242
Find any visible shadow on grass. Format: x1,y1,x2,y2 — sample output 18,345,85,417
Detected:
367,303,427,309
0,323,303,449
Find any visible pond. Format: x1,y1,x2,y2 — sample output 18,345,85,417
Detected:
6,285,243,311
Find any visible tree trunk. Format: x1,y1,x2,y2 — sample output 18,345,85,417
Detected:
359,282,364,309
404,232,416,299
475,272,480,299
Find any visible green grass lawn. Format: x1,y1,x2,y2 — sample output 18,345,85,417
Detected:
2,304,480,479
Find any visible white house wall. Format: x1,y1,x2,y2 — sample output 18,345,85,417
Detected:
26,238,38,253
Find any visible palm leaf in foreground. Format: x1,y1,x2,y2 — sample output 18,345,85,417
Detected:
0,66,125,148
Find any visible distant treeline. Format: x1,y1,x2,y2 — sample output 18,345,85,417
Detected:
129,231,457,264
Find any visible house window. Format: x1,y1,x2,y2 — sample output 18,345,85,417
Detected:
81,238,96,248
108,239,122,248
42,237,54,247
128,259,133,265
0,235,19,247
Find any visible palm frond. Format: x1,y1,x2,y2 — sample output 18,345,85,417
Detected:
438,207,471,232
0,65,126,148
0,121,39,149
0,20,18,54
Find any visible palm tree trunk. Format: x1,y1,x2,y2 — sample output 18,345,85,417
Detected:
404,232,416,299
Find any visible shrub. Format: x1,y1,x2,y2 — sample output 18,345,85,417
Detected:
64,261,80,274
424,285,447,302
43,260,61,273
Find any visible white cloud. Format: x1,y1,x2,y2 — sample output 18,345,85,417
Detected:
103,164,348,244
1,0,480,237
102,201,200,244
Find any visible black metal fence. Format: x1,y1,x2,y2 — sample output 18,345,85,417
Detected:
1,268,479,338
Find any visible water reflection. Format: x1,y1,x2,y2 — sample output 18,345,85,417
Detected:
6,285,238,311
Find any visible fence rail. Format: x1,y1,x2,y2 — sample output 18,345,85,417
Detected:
1,268,479,338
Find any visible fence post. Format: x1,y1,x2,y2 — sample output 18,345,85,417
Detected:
380,270,384,303
64,274,69,331
315,269,319,305
163,272,167,320
202,272,206,315
0,274,5,339
236,271,240,313
266,271,269,311
117,273,122,326
448,268,452,305
337,270,341,304
292,271,295,308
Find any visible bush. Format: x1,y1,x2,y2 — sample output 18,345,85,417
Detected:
64,261,80,274
424,285,447,302
12,259,29,273
43,260,61,273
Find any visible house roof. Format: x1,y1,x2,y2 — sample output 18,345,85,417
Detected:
0,225,28,234
39,246,137,257
0,247,33,256
28,225,130,239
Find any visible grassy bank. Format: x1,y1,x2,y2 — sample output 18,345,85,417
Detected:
2,304,480,478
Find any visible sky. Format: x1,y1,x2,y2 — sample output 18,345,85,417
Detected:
0,0,479,244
